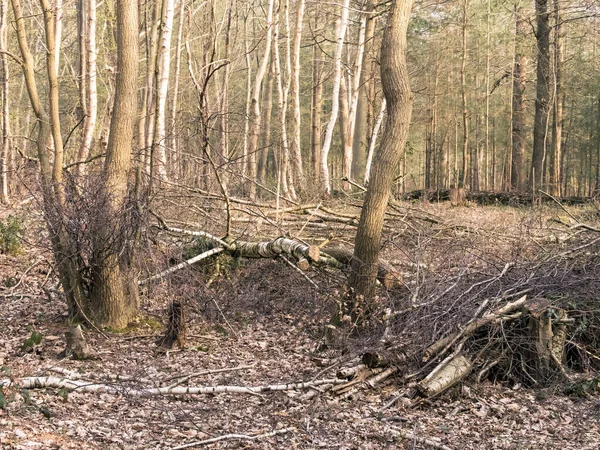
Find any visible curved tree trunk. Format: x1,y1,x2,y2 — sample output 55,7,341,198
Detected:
347,0,414,320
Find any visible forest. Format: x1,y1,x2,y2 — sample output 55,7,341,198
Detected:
0,0,600,448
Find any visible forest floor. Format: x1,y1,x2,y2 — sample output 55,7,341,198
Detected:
1,199,600,449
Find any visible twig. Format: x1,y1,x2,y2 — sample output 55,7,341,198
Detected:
539,190,578,223
387,425,453,450
170,427,295,450
161,363,256,388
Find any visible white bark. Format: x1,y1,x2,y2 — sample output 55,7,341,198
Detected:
364,98,386,185
153,0,176,182
0,0,9,203
168,0,186,180
320,0,351,196
289,0,305,191
247,0,275,200
76,0,97,178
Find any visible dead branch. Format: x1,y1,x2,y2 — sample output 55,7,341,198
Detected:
171,427,294,450
423,295,528,361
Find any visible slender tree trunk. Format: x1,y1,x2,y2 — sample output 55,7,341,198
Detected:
169,0,186,180
248,0,275,200
352,0,375,183
76,0,97,179
289,0,305,192
550,0,563,196
272,1,291,198
152,0,175,183
320,0,350,196
348,0,414,318
259,61,274,184
511,3,527,192
0,0,8,204
460,0,469,188
311,32,322,183
531,0,551,192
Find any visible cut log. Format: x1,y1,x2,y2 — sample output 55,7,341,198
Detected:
418,355,472,397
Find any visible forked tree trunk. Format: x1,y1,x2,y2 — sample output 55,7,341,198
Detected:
348,0,414,318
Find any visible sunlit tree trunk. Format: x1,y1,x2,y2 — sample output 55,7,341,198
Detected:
310,29,322,183
348,0,414,318
248,0,275,200
460,0,469,188
0,0,9,204
169,0,186,180
320,0,350,196
76,0,97,179
152,0,175,183
550,0,564,196
289,0,305,192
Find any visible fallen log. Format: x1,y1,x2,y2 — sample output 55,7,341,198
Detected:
417,355,472,397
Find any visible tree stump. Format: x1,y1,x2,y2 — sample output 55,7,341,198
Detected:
525,298,567,382
156,300,186,349
63,325,93,360
449,187,465,206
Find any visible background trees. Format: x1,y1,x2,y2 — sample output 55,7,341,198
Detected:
2,0,600,326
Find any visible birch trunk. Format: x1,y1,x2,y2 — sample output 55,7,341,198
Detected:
550,0,563,196
152,0,175,183
320,0,351,196
168,0,186,180
0,0,8,203
248,0,275,200
76,0,97,179
311,30,322,183
289,0,305,192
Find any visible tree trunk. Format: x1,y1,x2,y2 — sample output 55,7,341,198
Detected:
152,0,175,183
289,0,305,192
169,0,186,180
76,0,97,179
320,0,350,196
311,32,322,183
248,0,275,200
90,0,140,328
352,0,375,183
0,0,8,204
531,0,551,192
460,0,469,188
550,0,563,196
511,3,527,192
347,0,414,319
